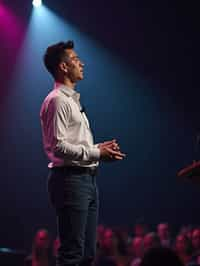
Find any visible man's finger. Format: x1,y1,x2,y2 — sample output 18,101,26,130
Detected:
112,143,120,150
102,139,116,146
114,155,124,160
101,141,118,149
111,150,126,157
107,148,126,157
109,155,124,161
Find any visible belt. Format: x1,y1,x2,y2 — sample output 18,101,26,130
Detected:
51,166,98,176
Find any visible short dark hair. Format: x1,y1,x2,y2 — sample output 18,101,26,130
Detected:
43,40,74,78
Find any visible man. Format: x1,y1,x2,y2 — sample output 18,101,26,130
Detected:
40,40,125,266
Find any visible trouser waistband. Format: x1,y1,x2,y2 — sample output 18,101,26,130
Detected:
51,166,98,177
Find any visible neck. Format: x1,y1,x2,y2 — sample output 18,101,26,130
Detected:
56,76,76,90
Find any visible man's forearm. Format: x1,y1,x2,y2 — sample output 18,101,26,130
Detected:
54,140,100,162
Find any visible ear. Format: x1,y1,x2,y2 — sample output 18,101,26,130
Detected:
59,62,68,73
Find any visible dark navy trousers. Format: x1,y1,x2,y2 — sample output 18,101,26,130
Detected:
48,167,99,266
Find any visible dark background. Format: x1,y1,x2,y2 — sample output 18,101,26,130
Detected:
0,0,199,251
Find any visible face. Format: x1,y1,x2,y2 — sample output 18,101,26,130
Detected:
53,237,60,256
62,49,84,82
35,230,50,249
192,229,200,249
134,224,146,237
157,223,169,239
131,237,143,257
103,228,113,249
97,224,105,243
175,235,188,253
143,234,154,251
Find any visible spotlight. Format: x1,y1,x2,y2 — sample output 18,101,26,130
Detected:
32,0,42,7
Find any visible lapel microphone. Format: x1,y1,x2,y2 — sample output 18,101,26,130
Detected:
80,105,86,113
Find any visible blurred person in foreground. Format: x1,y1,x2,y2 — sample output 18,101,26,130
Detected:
24,229,55,266
140,247,184,266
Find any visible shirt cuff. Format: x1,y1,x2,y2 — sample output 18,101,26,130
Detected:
89,147,100,161
94,143,99,148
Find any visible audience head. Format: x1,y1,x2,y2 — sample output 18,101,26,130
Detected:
100,228,113,256
157,223,170,240
97,224,106,246
192,229,200,251
131,237,144,258
140,247,184,266
111,229,128,256
143,232,161,252
134,223,147,238
175,234,192,255
33,229,50,250
31,228,53,260
53,236,60,257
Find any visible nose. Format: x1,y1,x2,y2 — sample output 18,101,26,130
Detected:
80,60,84,67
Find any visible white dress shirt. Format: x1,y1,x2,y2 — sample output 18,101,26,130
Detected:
40,82,100,168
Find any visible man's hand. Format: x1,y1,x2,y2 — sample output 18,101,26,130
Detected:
98,139,126,162
98,139,120,151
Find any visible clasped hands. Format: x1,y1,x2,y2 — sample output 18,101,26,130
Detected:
98,139,126,162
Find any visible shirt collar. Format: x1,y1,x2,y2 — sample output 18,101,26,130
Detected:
54,82,80,101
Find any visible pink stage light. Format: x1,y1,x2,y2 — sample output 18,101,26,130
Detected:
0,3,25,48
